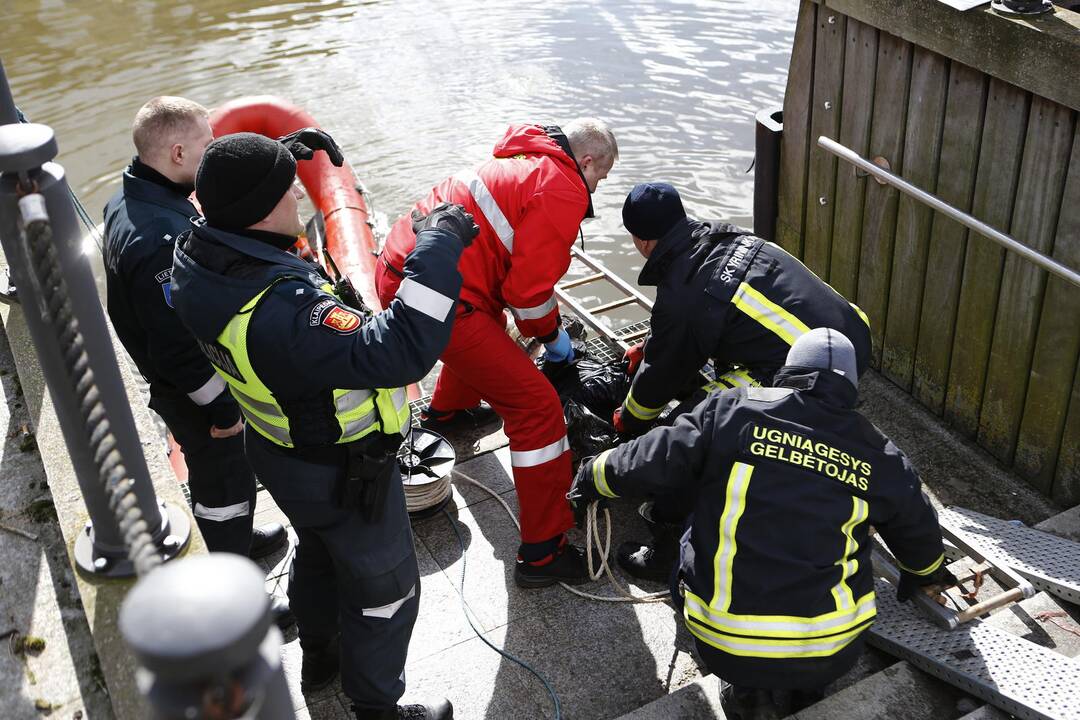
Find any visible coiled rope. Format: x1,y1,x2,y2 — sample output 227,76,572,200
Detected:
451,469,669,603
18,193,160,576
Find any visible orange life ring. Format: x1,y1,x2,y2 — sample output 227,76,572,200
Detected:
208,96,380,311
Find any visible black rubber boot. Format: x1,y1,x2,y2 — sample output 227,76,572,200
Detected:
514,541,589,589
300,635,339,693
249,522,288,559
352,698,454,719
419,403,499,432
615,503,680,582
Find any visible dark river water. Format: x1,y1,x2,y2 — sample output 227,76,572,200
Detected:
2,0,795,305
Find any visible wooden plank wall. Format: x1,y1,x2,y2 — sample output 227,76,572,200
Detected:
776,0,1080,504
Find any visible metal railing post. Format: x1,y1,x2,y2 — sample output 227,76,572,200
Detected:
120,554,296,720
0,61,190,577
753,108,783,243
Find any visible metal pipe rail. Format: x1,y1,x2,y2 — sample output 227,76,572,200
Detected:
817,136,1080,289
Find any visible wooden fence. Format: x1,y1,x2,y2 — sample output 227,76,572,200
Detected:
775,0,1080,504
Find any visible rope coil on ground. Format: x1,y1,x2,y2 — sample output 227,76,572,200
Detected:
19,197,160,576
451,469,669,603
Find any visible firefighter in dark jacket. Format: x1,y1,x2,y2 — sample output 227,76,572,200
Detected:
612,182,873,580
102,97,287,565
171,130,474,720
570,329,953,719
614,182,872,435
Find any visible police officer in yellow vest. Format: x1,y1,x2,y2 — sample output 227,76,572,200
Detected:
170,130,476,720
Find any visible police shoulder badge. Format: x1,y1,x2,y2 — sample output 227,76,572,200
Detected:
312,300,361,335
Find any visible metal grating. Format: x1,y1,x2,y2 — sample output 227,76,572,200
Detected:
869,577,1080,720
938,506,1080,604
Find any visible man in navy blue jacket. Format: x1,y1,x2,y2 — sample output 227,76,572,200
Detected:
172,130,474,720
103,97,287,566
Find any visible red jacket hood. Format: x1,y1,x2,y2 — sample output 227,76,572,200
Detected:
492,124,576,170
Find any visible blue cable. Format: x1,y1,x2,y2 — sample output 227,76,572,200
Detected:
441,508,562,720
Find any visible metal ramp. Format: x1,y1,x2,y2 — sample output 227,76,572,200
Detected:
868,574,1080,720
939,506,1080,605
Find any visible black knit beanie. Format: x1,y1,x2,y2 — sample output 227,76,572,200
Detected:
622,182,686,241
195,132,296,230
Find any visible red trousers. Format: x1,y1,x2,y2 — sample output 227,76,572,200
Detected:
376,262,574,543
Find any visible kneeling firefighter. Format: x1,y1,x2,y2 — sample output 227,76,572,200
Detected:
170,129,477,720
614,183,874,581
570,329,954,719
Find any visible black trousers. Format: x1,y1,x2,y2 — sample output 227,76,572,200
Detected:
149,392,256,555
245,431,420,709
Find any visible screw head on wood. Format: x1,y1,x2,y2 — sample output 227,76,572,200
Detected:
828,15,836,24
824,101,833,110
818,197,828,206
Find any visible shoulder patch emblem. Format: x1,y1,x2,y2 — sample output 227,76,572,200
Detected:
309,298,336,326
156,268,174,308
316,303,362,334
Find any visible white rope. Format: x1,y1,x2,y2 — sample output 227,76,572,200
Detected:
404,474,452,513
451,469,669,603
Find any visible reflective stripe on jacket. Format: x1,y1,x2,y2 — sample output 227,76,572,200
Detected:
212,280,409,449
622,219,872,423
381,124,589,341
587,369,943,682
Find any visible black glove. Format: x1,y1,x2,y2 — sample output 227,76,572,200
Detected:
278,127,345,167
896,565,959,603
567,459,606,529
410,202,480,247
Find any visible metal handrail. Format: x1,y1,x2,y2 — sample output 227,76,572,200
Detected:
817,136,1080,289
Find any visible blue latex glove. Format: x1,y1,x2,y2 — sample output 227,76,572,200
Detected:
544,328,574,363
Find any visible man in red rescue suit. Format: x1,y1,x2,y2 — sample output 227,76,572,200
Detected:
612,183,874,581
569,329,954,719
376,120,619,587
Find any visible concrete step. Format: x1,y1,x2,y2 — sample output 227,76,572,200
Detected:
614,675,724,719
791,661,973,720
982,589,1080,657
1034,504,1080,544
613,647,899,719
956,703,1012,719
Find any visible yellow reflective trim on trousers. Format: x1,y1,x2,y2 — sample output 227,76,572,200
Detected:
624,389,664,421
711,463,753,611
684,614,867,658
832,497,868,611
685,590,876,639
897,552,945,577
731,283,812,346
591,449,617,498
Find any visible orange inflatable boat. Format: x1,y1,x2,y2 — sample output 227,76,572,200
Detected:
169,96,385,483
209,95,381,311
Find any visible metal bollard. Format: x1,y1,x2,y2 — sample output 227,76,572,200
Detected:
752,107,783,243
0,105,190,576
119,554,296,720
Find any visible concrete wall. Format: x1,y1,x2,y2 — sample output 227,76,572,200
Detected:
0,300,208,720
775,0,1080,504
